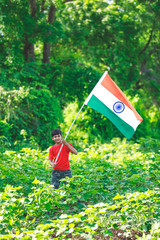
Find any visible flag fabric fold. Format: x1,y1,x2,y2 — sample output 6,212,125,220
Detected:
84,71,143,139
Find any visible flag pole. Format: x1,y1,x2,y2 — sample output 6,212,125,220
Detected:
54,103,85,164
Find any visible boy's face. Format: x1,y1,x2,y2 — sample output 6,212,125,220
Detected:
52,134,62,144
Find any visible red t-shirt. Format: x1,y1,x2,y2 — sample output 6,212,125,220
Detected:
49,143,72,170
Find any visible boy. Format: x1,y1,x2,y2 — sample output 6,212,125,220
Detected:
49,128,78,189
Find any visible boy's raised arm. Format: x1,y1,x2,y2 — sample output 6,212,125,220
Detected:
62,139,78,155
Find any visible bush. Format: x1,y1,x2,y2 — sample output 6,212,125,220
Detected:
0,86,63,150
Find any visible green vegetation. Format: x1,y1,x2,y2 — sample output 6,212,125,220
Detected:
0,138,160,239
0,0,160,239
0,0,160,149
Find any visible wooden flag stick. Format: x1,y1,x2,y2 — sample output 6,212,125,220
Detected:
54,103,85,164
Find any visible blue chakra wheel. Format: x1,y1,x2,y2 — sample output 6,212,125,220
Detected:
113,101,125,113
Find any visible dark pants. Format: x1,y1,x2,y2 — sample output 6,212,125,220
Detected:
51,169,72,189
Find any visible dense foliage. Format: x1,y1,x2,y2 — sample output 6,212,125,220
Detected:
0,1,160,239
0,0,160,149
0,138,160,239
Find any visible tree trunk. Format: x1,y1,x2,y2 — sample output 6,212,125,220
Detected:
43,42,51,63
42,4,56,63
23,0,37,62
29,0,37,17
24,35,35,62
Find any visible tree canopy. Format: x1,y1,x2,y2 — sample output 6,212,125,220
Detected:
0,0,160,149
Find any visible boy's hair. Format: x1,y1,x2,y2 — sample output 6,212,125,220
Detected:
51,128,62,137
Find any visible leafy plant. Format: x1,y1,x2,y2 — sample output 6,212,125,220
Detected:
0,137,159,239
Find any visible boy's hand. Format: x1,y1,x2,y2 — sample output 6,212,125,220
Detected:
53,163,57,168
62,139,67,145
50,161,57,168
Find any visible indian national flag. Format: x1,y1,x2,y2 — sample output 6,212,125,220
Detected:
84,71,143,139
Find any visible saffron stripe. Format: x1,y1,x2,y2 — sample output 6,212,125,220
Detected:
100,72,143,122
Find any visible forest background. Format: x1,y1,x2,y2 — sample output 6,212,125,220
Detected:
0,0,160,150
0,0,160,239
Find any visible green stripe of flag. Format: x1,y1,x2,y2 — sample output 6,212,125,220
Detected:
87,95,135,139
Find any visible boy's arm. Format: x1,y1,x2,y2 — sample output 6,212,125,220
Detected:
49,149,57,167
62,139,78,155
